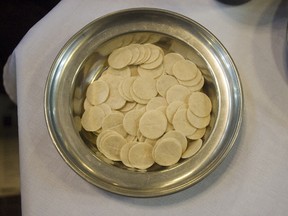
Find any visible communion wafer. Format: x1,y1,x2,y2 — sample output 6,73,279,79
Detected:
163,52,184,75
146,96,168,110
186,109,211,129
123,109,145,136
187,127,206,140
166,101,184,124
153,138,182,166
102,112,127,137
120,142,135,168
100,132,127,161
188,76,205,92
138,64,164,79
81,106,105,132
162,130,187,153
139,110,167,139
108,47,133,69
182,139,203,159
86,80,109,105
178,69,202,87
188,91,212,117
166,85,190,104
172,107,197,136
172,59,198,81
156,74,178,97
128,142,154,170
132,76,157,100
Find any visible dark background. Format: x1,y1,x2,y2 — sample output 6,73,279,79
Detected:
0,0,60,94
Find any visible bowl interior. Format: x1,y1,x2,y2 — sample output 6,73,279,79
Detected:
71,31,218,171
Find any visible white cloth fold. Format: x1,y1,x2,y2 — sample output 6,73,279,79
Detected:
3,52,17,103
3,0,288,215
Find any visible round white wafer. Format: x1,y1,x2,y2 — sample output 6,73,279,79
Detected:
128,44,141,65
83,98,93,110
108,47,133,69
188,92,212,117
156,74,178,97
128,142,154,169
146,96,168,110
166,101,184,123
187,127,206,140
101,112,124,130
143,44,161,64
81,106,105,132
140,52,163,69
132,77,157,100
135,45,151,65
121,77,136,102
119,101,137,112
133,33,149,44
140,44,152,63
96,129,117,152
181,139,203,159
162,130,187,153
187,109,211,129
178,69,202,87
123,109,145,136
172,59,198,81
100,132,127,161
97,103,112,116
121,34,134,46
118,81,129,101
163,52,184,75
139,110,167,139
106,66,131,77
102,75,126,109
86,80,109,105
172,107,197,136
137,64,164,79
188,76,204,92
153,138,182,166
120,142,135,168
156,105,167,115
130,86,150,104
105,89,126,110
102,112,126,137
134,45,148,65
166,85,190,104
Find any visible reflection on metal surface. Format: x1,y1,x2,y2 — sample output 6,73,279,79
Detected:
44,8,243,197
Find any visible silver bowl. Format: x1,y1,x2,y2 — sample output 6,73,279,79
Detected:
44,8,243,197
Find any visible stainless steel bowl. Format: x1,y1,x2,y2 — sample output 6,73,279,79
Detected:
44,8,243,197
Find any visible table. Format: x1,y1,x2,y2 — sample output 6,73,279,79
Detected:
3,0,288,215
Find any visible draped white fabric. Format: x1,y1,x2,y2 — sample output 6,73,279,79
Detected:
3,0,288,215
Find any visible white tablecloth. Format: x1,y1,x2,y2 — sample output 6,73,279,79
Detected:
3,0,288,215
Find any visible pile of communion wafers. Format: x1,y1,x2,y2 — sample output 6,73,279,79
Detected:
81,43,212,170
